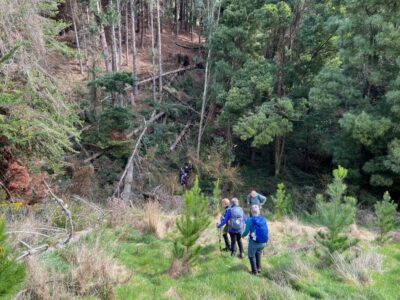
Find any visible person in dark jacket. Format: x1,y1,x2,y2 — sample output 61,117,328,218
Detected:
220,198,231,251
217,198,246,258
242,205,269,274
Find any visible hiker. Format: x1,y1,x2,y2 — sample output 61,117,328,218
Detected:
242,205,269,275
217,197,246,258
219,198,231,251
179,161,193,187
246,190,267,215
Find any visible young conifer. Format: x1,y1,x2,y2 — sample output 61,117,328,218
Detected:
271,182,292,219
0,218,25,297
314,166,357,261
172,177,210,274
375,191,398,244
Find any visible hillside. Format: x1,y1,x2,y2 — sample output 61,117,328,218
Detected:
1,1,400,299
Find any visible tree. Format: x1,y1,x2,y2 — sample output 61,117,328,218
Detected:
314,166,357,261
374,191,398,244
309,0,400,198
172,177,210,275
0,218,25,298
271,182,292,220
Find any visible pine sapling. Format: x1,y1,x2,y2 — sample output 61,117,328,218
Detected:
314,166,357,261
172,177,210,275
271,182,292,219
0,218,25,297
374,191,398,244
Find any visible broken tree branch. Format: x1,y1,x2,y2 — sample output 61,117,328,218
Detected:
170,121,191,151
45,181,74,245
16,244,49,261
135,65,196,87
83,151,103,163
175,42,204,50
0,179,12,199
113,120,147,197
126,112,164,138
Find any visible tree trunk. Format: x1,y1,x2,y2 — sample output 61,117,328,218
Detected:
96,1,112,72
125,1,129,66
122,157,134,201
130,0,138,105
69,0,84,74
150,0,157,103
156,0,163,98
274,136,285,177
140,0,145,48
176,0,179,36
117,0,123,68
110,0,119,73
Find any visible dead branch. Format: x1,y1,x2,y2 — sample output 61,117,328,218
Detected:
0,179,12,199
45,181,74,245
7,231,50,238
16,244,49,261
135,65,196,87
175,42,204,49
72,195,105,217
126,112,164,139
83,151,103,163
113,120,147,197
170,121,191,151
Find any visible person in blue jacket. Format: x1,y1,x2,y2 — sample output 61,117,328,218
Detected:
217,198,246,258
242,205,269,275
247,190,267,216
220,198,231,251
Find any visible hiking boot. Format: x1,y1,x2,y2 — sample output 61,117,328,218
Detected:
249,257,257,275
239,252,245,259
255,251,262,272
257,268,261,273
231,251,237,257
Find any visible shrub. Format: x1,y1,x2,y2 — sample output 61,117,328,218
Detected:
271,183,292,219
332,250,383,285
0,217,25,298
374,191,398,243
314,166,357,261
171,177,210,276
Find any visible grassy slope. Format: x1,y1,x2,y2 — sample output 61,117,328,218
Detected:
88,225,400,300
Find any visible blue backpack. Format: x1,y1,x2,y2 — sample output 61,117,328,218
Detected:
229,206,244,231
250,216,269,243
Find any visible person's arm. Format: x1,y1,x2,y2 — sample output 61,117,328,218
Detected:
258,194,267,206
217,209,231,228
242,218,252,237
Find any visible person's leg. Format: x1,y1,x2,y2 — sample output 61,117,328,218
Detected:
222,232,230,251
248,239,257,274
229,232,237,256
237,233,244,258
255,244,265,273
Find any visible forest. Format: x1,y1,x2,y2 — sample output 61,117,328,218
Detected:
1,0,400,299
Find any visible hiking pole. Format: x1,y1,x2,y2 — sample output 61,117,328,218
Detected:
218,228,223,255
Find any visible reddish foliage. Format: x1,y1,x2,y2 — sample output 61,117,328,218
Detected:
110,131,128,141
0,147,48,204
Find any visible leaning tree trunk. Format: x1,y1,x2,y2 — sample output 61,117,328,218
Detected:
130,0,138,105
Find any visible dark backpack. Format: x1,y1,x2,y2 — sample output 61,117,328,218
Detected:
229,206,244,231
250,216,269,243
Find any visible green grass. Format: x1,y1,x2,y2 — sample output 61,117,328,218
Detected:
88,226,400,300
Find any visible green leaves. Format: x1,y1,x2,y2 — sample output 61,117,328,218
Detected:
0,218,25,298
271,182,292,220
374,191,398,244
233,97,297,147
314,166,357,261
173,177,211,273
91,72,136,94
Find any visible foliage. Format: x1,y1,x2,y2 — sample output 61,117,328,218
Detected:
314,166,357,260
0,218,25,298
374,191,398,244
211,178,221,215
271,183,292,219
91,72,135,94
172,177,210,274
